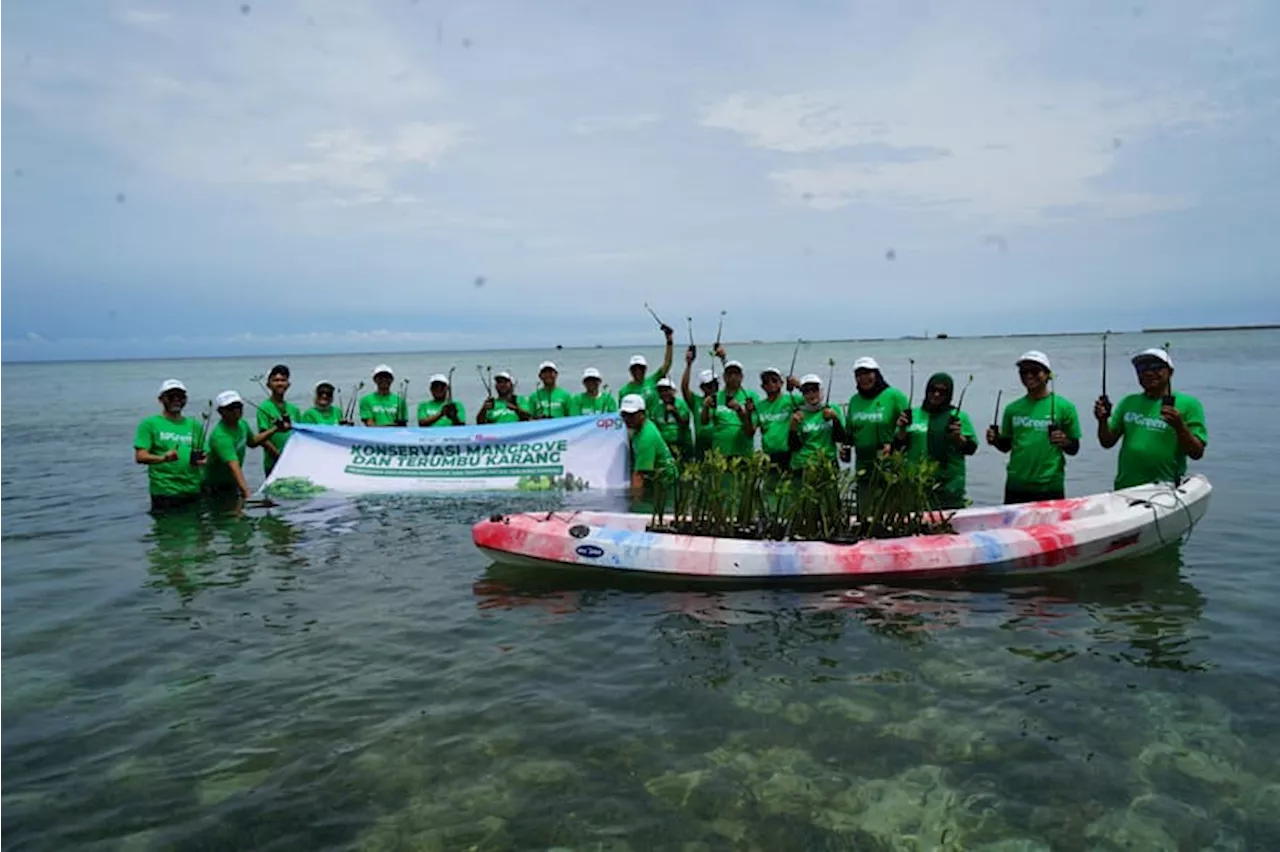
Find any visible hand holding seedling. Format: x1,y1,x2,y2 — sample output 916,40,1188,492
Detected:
162,449,179,463
684,346,696,365
1049,428,1070,447
1093,396,1113,421
838,445,852,463
947,419,966,446
1160,404,1184,428
822,407,839,421
895,411,911,430
985,425,1000,446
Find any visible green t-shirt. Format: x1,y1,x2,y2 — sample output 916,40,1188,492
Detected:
525,387,573,419
133,414,204,496
903,407,978,508
704,389,759,458
1000,393,1082,492
482,399,523,424
845,387,910,462
205,419,252,492
417,399,467,427
630,418,678,483
300,405,341,425
653,396,694,457
257,398,301,473
618,367,668,410
790,409,839,470
359,392,405,426
755,393,799,455
571,392,618,416
1108,392,1208,490
690,393,714,456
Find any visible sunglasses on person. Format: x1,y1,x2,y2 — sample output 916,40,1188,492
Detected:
1134,361,1166,373
1017,365,1046,376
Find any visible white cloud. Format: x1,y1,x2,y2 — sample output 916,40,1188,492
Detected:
701,11,1228,226
573,113,659,135
117,9,169,27
268,122,468,193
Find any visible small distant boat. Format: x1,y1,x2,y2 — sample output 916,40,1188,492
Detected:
936,333,949,339
472,476,1211,581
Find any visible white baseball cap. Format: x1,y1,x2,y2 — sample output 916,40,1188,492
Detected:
372,364,394,377
619,394,647,414
538,361,557,372
698,369,717,385
315,380,335,391
853,357,880,372
629,354,648,368
760,366,782,378
1132,347,1174,368
428,373,449,385
655,377,675,389
215,390,244,408
1016,351,1052,371
582,367,602,380
158,379,187,395
494,370,513,381
799,373,823,387
724,360,744,371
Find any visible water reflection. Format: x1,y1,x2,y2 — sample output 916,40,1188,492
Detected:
474,543,1208,673
143,503,306,603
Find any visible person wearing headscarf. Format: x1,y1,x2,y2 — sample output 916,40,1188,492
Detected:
1094,347,1207,489
895,372,978,509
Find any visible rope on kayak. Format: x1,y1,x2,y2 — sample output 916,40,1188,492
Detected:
1127,481,1198,547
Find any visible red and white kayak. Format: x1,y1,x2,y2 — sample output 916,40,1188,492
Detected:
472,475,1212,580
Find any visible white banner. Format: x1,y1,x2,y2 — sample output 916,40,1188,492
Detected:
261,414,630,496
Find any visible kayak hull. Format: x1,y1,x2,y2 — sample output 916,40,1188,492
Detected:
472,476,1211,581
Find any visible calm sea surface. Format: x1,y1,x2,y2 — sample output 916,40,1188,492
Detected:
4,330,1280,851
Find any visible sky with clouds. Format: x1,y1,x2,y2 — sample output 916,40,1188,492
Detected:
3,0,1278,361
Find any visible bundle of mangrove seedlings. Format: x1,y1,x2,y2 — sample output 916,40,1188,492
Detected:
647,451,954,543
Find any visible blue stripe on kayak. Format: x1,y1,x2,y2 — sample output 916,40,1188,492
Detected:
969,532,1007,565
766,542,800,576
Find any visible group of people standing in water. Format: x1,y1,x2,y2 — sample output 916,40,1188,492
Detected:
134,324,1207,513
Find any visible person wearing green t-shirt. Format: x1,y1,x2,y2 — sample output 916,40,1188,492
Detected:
620,394,678,499
680,346,720,460
755,366,800,468
134,379,206,511
700,359,759,458
986,351,1082,503
618,324,675,409
571,368,617,415
895,372,978,510
526,361,574,418
204,390,285,500
256,364,302,475
652,377,694,459
788,374,846,471
300,381,343,425
1095,347,1207,490
359,364,408,427
478,371,532,425
417,374,466,427
841,357,910,471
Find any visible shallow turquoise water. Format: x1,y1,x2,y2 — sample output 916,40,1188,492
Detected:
3,330,1280,850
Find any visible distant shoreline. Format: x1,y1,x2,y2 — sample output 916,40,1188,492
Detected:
4,323,1277,366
